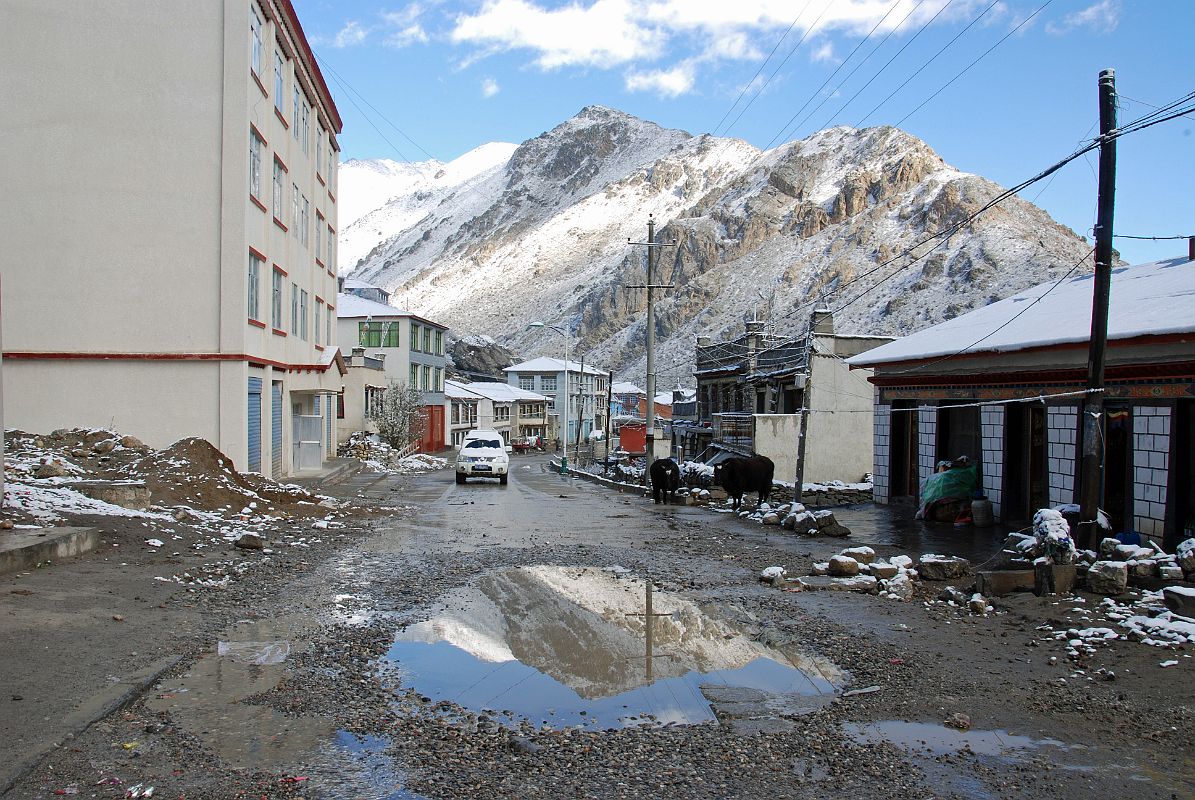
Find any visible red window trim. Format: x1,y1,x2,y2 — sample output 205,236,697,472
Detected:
314,344,325,351
316,173,325,186
249,246,267,261
272,263,287,277
2,351,345,376
326,225,336,235
250,123,267,147
272,328,288,337
273,216,288,232
248,318,267,329
316,210,324,222
315,257,325,268
327,191,336,204
274,154,288,172
315,295,324,305
250,194,268,213
327,268,336,279
251,70,268,99
274,106,289,128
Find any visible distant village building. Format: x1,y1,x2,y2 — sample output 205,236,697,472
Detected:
848,254,1195,550
1,0,344,478
692,316,891,483
504,358,608,447
335,282,448,452
443,380,549,447
336,347,387,443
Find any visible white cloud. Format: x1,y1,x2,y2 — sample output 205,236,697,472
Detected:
1045,0,1120,35
380,4,431,48
625,61,696,97
481,77,501,97
325,20,369,48
451,0,662,69
385,24,430,48
810,40,835,63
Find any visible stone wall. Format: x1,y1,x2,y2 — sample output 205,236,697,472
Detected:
1132,404,1171,541
1047,405,1079,506
917,406,938,495
873,400,891,504
980,405,1005,519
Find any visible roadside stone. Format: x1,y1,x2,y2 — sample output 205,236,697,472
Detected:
92,439,117,454
783,511,818,533
0,520,13,530
234,533,264,550
1127,560,1159,581
945,713,971,731
797,575,878,593
917,554,970,581
870,561,898,579
759,566,786,585
828,555,860,577
890,554,914,570
938,586,968,604
810,562,829,576
1099,538,1120,559
761,512,782,525
1086,561,1129,595
1161,586,1195,615
83,430,111,444
119,435,145,449
173,509,192,523
34,461,66,479
840,546,875,564
1159,564,1184,581
969,593,989,614
884,572,914,601
1176,538,1195,575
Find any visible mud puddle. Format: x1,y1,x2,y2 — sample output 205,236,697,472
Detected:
385,565,844,729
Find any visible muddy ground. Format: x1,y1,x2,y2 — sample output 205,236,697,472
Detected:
1,443,1192,800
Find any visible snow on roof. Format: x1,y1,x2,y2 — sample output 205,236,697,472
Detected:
654,392,673,405
847,256,1195,368
504,356,607,376
445,379,548,402
612,382,645,395
335,292,412,319
342,278,379,290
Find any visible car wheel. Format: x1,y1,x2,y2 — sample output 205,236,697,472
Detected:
500,474,508,485
455,472,466,484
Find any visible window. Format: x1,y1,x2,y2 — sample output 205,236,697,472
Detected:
542,376,557,392
410,322,420,352
291,282,299,334
434,329,443,355
434,367,442,392
273,50,284,111
316,127,324,176
300,290,309,340
495,405,510,421
301,102,310,155
422,365,431,390
519,376,534,391
409,364,418,387
250,7,263,76
248,253,262,321
315,300,323,345
292,87,299,136
272,159,283,220
301,195,310,246
337,390,345,419
315,213,322,256
326,306,332,345
249,129,263,199
358,321,399,348
422,327,431,353
327,145,334,187
271,269,283,329
326,225,334,269
291,183,299,236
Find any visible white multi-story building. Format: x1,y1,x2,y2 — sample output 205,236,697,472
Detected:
443,380,549,448
0,0,344,477
504,358,608,447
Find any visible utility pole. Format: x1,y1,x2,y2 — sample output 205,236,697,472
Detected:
792,317,815,505
1077,68,1117,550
605,370,614,470
575,353,586,464
625,576,674,684
627,215,676,465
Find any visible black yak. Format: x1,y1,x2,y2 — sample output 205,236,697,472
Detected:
713,455,775,511
649,458,680,504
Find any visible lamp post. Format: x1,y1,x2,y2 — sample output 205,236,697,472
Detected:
528,322,571,474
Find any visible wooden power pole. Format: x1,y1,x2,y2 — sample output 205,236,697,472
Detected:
627,216,676,465
1077,68,1118,549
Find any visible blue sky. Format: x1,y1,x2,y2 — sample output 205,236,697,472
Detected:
293,0,1194,265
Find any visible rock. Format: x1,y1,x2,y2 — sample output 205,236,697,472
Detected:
884,572,914,601
820,522,852,538
810,562,830,576
119,435,145,449
945,713,971,731
938,586,968,604
0,520,12,530
828,555,861,577
784,511,818,533
969,593,989,614
1114,544,1155,561
510,736,543,754
917,554,971,580
890,555,914,570
71,449,88,458
173,509,192,522
1127,560,1159,581
92,439,117,454
977,566,1077,596
797,575,878,593
1086,561,1129,595
234,533,264,550
870,561,898,579
762,512,782,525
83,430,111,444
34,462,66,479
1176,538,1195,575
1098,538,1121,559
1159,564,1184,582
759,566,786,585
840,546,876,564
1161,586,1195,615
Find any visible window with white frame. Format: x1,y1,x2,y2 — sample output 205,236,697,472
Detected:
271,269,283,329
250,7,263,76
273,50,284,111
315,213,322,258
300,289,309,340
434,329,443,355
326,225,334,268
301,196,310,246
327,145,334,187
315,300,323,344
316,127,324,176
409,364,418,387
272,159,283,220
248,253,262,321
301,102,310,155
541,376,557,392
291,183,299,235
249,129,262,199
291,282,299,334
518,375,534,391
422,365,431,390
326,306,332,344
292,86,299,136
434,367,442,391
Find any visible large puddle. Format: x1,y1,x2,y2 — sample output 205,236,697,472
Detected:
386,565,844,729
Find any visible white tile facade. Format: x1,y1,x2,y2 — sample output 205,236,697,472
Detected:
1047,405,1079,506
980,405,1005,519
1132,405,1171,539
873,398,891,504
918,406,938,495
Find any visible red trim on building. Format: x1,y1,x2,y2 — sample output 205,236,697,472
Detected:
250,194,268,213
273,217,288,232
327,268,336,279
316,173,325,186
327,191,336,204
869,360,1195,389
251,70,269,99
250,122,267,147
272,328,288,337
274,154,288,172
249,246,267,261
274,0,343,132
314,344,325,351
272,263,287,276
2,350,343,377
274,105,289,128
248,318,267,329
315,258,324,268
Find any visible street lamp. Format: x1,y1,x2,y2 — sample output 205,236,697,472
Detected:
528,321,571,474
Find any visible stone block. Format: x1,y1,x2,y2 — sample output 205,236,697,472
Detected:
796,575,878,593
840,546,876,564
1161,586,1195,615
917,555,971,581
977,566,1077,597
1086,561,1129,595
870,562,898,579
828,555,860,577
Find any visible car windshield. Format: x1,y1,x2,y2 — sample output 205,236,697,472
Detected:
464,439,502,449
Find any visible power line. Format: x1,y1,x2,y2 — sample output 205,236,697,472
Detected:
856,0,1002,128
1114,234,1194,241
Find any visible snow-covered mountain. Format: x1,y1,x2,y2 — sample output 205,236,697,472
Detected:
340,105,1095,384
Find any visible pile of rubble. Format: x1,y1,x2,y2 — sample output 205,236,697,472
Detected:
338,431,447,474
761,547,981,605
1082,536,1195,595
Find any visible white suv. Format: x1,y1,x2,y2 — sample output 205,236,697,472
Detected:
455,430,512,485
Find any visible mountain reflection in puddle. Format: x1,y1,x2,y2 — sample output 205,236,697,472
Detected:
386,565,842,729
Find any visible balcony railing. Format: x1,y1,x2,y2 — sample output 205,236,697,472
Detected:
713,412,753,453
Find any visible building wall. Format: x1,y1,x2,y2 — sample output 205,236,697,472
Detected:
980,405,1005,519
1047,405,1079,506
872,400,891,504
917,406,938,491
1133,404,1171,541
806,354,875,483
